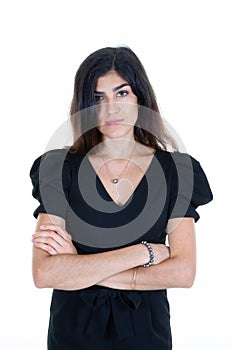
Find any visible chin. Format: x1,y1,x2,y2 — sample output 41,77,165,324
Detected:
99,125,135,140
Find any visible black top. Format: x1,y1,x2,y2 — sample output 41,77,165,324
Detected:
30,149,213,350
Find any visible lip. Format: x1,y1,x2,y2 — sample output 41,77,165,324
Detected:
105,119,124,126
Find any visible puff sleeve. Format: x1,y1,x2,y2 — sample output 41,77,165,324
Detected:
168,152,213,222
29,149,72,219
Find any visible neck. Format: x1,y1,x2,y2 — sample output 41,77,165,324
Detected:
95,138,137,159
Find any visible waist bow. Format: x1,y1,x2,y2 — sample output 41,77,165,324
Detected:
79,287,142,341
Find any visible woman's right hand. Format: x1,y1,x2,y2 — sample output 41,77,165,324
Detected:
32,224,78,256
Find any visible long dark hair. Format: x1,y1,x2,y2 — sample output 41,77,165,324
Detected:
69,46,177,154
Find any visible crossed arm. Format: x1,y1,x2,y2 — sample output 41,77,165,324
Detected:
32,213,196,291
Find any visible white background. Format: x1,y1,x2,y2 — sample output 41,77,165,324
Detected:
0,0,232,349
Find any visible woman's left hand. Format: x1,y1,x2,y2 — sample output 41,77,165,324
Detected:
97,243,170,289
150,243,170,265
32,224,77,256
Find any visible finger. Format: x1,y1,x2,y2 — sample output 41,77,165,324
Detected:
33,241,58,255
33,237,77,255
32,231,65,246
32,236,63,253
39,224,71,241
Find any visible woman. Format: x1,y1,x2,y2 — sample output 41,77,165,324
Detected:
30,46,213,349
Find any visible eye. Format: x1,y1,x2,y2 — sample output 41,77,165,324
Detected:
116,90,129,97
95,95,104,103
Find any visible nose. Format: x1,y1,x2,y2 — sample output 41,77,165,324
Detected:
106,101,120,115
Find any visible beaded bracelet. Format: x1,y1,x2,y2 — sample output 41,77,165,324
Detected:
140,241,155,267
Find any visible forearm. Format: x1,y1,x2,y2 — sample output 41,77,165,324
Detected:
98,256,196,290
34,244,149,290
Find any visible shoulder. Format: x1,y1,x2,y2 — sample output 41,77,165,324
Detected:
166,151,210,186
30,149,83,187
30,148,85,172
156,149,203,172
30,149,88,190
157,149,213,198
30,148,67,170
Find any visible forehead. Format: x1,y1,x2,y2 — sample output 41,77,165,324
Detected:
96,71,128,89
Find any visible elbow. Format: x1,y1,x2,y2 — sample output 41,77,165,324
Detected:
182,272,195,288
33,266,50,289
174,258,196,288
181,266,196,288
33,269,46,289
33,279,46,289
33,266,85,291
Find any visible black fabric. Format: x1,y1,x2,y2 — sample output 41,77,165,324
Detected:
30,149,213,349
30,149,71,220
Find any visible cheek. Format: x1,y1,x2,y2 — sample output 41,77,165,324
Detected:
123,104,138,122
95,105,104,126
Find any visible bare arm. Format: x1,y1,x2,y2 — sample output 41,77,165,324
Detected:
32,213,151,290
97,217,196,290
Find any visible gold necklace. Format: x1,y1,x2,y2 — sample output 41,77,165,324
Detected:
101,142,137,184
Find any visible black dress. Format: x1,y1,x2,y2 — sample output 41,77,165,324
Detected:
30,149,213,350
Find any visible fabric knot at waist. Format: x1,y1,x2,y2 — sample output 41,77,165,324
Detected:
79,287,142,341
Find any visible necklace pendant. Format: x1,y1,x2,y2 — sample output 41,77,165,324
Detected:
112,178,119,184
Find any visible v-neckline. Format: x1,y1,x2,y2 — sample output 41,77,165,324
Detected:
86,150,159,208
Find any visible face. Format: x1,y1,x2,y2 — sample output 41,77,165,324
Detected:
94,71,138,141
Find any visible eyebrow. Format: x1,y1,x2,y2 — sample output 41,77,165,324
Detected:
94,83,130,94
